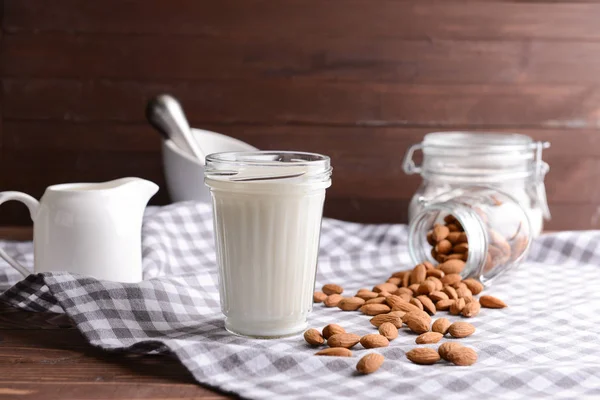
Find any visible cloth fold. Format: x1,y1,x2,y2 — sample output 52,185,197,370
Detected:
1,201,599,399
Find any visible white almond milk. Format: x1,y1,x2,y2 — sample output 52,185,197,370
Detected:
205,152,332,338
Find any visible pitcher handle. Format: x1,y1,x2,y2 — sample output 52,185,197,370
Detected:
0,192,39,277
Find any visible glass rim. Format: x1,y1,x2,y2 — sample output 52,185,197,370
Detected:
422,131,547,153
206,151,331,168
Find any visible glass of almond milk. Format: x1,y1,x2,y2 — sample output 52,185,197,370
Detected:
204,151,332,338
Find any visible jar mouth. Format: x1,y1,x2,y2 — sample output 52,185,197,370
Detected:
423,131,539,153
205,151,332,183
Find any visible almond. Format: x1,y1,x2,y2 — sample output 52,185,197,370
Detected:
435,299,455,311
449,297,466,315
322,324,345,339
439,260,466,275
431,318,451,335
456,286,472,299
453,242,469,254
410,297,424,311
426,230,436,245
462,279,484,295
399,293,413,302
360,333,390,349
394,287,413,296
386,295,421,313
408,283,420,293
386,277,401,286
426,269,445,279
446,223,461,232
404,311,431,334
356,353,385,374
338,297,366,311
443,285,459,300
423,261,435,270
435,239,453,255
446,253,466,261
410,263,427,285
406,348,440,365
438,342,463,361
452,281,468,290
370,313,403,328
457,232,468,243
441,274,462,286
463,296,475,304
388,310,407,318
479,295,507,309
356,290,379,300
416,280,436,295
416,295,436,315
373,282,398,293
313,291,327,303
377,291,392,298
322,283,343,295
489,229,511,255
432,224,450,241
323,294,343,307
447,347,478,366
378,322,399,340
461,301,481,318
315,347,352,357
448,322,476,338
304,328,325,345
426,276,443,291
327,333,361,349
429,291,449,302
446,231,462,244
391,270,408,279
366,297,388,305
360,303,391,316
444,214,457,224
416,331,443,344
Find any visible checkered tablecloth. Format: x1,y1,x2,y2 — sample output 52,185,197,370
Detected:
1,201,600,399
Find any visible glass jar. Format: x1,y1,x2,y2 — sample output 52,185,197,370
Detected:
408,186,531,285
402,132,550,237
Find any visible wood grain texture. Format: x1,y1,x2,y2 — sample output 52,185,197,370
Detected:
0,302,231,399
1,0,599,229
5,0,600,41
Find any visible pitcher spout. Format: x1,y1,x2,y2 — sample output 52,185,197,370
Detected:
112,177,159,203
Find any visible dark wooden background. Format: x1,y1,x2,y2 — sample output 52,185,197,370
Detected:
1,0,600,230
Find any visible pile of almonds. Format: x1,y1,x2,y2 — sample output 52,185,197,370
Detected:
307,214,508,374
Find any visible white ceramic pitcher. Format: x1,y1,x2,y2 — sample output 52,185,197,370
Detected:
0,177,158,282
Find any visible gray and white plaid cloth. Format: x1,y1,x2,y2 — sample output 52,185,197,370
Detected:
1,201,600,399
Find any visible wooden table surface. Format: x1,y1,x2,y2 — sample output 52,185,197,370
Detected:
0,227,231,400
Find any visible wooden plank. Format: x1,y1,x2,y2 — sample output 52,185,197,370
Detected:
4,0,600,41
6,33,600,85
5,78,600,128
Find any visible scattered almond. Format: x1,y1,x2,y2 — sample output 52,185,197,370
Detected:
313,291,327,303
443,286,459,300
373,282,398,293
435,299,455,311
378,322,399,340
426,276,444,291
404,311,431,334
461,301,481,318
322,324,345,339
322,283,343,296
315,348,352,357
429,291,449,302
338,297,366,311
416,295,436,315
462,279,484,295
386,295,421,313
432,224,450,242
410,297,424,311
447,346,478,366
356,290,379,301
449,297,466,315
408,283,420,293
431,318,451,335
360,303,391,316
406,348,440,365
453,242,469,254
448,322,476,338
366,297,388,305
394,287,413,296
304,328,325,345
327,333,361,349
410,264,427,285
441,274,462,286
356,353,385,374
436,239,453,255
416,331,443,344
360,333,390,349
370,313,403,328
386,277,401,286
456,286,472,299
417,280,436,295
438,342,463,361
426,269,445,279
479,295,507,309
323,294,343,307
